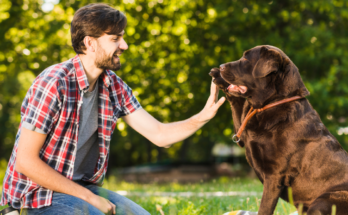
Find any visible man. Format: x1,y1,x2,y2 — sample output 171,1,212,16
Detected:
0,3,225,215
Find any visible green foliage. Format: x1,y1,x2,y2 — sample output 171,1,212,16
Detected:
1,0,348,167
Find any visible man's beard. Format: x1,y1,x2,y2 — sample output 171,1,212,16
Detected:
95,43,122,71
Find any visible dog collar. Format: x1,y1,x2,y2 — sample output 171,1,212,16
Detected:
232,96,304,147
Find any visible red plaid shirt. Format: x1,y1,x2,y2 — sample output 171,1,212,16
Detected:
1,55,141,209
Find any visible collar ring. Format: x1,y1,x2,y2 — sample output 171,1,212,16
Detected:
232,134,240,143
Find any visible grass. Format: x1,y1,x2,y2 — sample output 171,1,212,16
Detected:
104,176,264,193
103,176,297,214
0,176,297,214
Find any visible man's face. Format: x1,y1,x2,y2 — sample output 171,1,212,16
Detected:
94,30,128,71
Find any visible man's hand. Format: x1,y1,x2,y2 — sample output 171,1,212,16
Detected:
197,79,226,123
89,194,116,215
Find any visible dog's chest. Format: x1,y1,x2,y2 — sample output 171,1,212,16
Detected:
243,131,290,178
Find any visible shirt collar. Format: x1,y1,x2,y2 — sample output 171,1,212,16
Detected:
100,70,111,88
73,55,111,92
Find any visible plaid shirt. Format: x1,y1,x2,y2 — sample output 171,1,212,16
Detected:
1,55,141,209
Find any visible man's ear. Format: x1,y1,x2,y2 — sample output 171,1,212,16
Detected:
252,46,283,78
83,36,96,52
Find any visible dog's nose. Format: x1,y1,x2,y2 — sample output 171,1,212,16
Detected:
220,64,225,71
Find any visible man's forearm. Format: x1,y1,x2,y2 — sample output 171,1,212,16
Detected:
16,156,93,203
123,82,225,148
154,113,206,147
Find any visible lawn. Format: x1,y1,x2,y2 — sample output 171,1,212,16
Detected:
0,176,297,214
103,176,297,214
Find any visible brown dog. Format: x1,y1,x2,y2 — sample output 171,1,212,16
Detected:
210,45,348,215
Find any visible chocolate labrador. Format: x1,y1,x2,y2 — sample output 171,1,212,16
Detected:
209,45,348,215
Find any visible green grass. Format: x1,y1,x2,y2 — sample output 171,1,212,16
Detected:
104,176,264,192
103,176,297,214
128,196,296,214
0,176,297,214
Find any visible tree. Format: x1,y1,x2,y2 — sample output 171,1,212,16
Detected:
1,0,348,168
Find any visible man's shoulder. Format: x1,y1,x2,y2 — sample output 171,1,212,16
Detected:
34,58,76,89
40,59,75,80
104,71,141,114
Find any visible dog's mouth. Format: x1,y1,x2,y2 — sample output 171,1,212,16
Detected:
227,84,248,94
218,68,248,94
210,67,248,94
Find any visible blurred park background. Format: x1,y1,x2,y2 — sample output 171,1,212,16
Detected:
2,0,348,213
1,0,348,186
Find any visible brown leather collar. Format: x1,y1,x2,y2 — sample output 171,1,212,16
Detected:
232,96,304,147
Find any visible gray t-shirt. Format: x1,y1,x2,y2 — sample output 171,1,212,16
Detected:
23,80,100,181
72,80,99,180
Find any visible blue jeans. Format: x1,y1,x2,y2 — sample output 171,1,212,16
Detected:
22,182,150,215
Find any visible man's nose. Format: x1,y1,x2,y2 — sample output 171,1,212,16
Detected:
119,38,128,50
220,64,225,71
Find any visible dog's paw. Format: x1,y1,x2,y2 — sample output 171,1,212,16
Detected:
209,68,230,91
209,67,221,79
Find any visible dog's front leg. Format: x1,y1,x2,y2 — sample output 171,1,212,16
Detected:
227,95,246,133
258,176,283,215
209,67,245,131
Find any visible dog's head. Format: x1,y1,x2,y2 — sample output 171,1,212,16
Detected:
209,45,310,108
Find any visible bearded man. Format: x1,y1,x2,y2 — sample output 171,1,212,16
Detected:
0,3,225,215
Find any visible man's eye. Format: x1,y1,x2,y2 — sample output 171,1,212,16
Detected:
113,37,122,41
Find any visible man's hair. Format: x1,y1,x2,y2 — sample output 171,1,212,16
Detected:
71,3,127,54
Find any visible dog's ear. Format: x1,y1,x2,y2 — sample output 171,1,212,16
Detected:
252,46,283,78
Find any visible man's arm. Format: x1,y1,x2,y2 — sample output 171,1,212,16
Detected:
122,81,225,147
15,127,116,214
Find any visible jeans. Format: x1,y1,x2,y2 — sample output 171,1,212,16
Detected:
22,182,150,215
